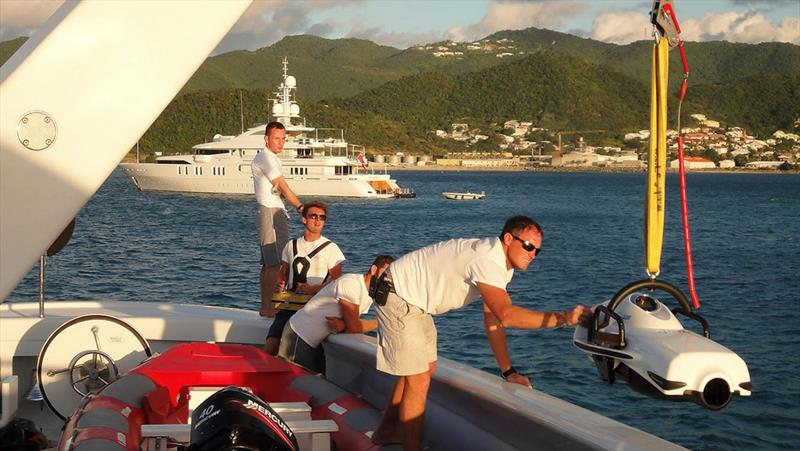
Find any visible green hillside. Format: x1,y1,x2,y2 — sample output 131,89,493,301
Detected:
135,88,451,157
686,72,800,136
181,35,416,99
178,30,800,100
335,51,651,132
2,30,796,157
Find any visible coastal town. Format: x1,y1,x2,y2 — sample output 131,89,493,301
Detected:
370,114,800,171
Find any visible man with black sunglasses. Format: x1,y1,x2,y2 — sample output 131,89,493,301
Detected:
264,201,345,355
372,215,592,450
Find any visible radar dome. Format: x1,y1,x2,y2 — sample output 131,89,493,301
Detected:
290,104,300,116
272,104,283,115
285,76,296,88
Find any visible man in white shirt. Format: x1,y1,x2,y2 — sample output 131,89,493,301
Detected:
252,121,303,319
264,201,345,355
278,255,395,374
371,216,592,450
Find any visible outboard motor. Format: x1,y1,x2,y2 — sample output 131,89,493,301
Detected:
573,279,751,410
190,386,298,451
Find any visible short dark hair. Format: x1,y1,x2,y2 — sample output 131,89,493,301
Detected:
499,215,543,240
302,201,327,217
265,121,285,136
371,255,395,269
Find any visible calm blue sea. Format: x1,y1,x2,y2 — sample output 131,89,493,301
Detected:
8,169,800,450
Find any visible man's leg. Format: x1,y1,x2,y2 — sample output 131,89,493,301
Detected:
373,361,435,447
260,264,279,317
372,376,406,444
400,362,436,451
264,308,290,356
264,337,279,355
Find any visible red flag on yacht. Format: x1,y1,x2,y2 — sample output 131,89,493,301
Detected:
357,152,367,170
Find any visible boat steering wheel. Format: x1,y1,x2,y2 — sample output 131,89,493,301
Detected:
62,349,120,397
36,314,152,420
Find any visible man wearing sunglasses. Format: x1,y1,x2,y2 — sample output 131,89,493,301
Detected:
372,215,592,450
264,201,345,355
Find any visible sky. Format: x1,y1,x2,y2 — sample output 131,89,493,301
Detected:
1,0,798,54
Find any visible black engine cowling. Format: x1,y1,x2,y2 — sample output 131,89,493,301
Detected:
189,386,298,451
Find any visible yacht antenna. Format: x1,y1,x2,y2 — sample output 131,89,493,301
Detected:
239,90,244,134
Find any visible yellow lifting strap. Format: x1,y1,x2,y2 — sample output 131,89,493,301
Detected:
272,291,313,312
645,37,670,276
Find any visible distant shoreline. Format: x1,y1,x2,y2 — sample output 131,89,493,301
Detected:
380,165,798,174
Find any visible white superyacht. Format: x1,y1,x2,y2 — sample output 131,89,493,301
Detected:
119,58,406,198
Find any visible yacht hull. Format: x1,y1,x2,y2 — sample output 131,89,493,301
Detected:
1,300,684,450
120,163,399,198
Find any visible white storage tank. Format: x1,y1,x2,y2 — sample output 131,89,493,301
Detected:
403,155,417,164
374,155,385,164
387,155,401,165
418,155,431,163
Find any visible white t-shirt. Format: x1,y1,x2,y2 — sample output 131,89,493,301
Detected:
281,236,346,288
390,237,513,315
252,148,285,209
289,273,372,347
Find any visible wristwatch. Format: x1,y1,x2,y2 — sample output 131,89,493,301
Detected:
501,366,518,380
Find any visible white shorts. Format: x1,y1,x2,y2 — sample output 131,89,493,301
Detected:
376,292,437,376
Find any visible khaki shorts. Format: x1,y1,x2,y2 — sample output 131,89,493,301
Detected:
376,292,437,376
257,205,288,266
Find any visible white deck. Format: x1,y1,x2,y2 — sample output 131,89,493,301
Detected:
1,300,683,450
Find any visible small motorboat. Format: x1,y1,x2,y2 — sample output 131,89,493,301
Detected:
394,187,417,198
442,191,485,200
573,279,751,410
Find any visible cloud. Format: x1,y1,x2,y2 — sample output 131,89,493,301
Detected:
446,0,587,43
730,0,798,7
345,22,442,48
213,0,362,54
0,0,64,41
590,8,800,45
681,10,800,44
589,11,652,44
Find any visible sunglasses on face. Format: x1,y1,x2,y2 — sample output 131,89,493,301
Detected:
511,234,541,255
306,213,327,221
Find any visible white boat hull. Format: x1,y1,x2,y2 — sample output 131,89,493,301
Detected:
0,300,683,450
120,162,399,198
442,192,485,200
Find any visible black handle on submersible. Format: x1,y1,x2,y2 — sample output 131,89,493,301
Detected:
607,279,710,338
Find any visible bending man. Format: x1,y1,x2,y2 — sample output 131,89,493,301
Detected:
372,215,591,450
279,255,395,374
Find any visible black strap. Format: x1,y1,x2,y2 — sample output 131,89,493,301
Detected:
289,240,333,291
307,240,332,258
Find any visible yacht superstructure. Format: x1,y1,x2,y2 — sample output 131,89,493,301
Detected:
120,58,403,198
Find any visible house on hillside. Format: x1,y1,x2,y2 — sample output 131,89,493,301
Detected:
669,157,715,169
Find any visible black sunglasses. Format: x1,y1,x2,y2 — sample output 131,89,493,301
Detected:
307,213,327,221
511,235,541,255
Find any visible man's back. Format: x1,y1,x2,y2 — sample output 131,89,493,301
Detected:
390,237,513,315
290,273,370,347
